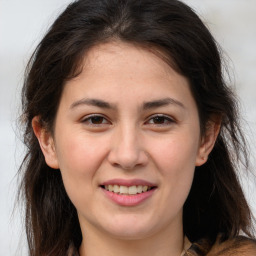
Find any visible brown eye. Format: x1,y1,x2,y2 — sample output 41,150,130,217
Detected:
152,116,166,124
82,115,110,125
90,116,105,124
146,115,174,125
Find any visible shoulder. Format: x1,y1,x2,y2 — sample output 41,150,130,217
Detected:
206,236,256,256
185,236,256,256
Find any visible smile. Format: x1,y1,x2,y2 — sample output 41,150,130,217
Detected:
100,179,157,206
100,180,157,206
103,185,153,195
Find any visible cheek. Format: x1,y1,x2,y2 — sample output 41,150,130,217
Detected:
151,134,199,172
149,134,199,199
54,134,108,200
56,132,107,173
154,136,198,210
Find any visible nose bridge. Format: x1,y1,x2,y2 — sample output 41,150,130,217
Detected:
121,123,139,155
108,121,147,169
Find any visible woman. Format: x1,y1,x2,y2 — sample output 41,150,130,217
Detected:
19,0,256,255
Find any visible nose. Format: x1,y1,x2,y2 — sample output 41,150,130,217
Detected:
107,125,148,170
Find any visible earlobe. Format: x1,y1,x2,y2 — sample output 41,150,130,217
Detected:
196,119,221,166
32,116,59,169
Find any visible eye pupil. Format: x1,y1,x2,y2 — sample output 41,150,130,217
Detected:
153,116,165,124
91,116,104,124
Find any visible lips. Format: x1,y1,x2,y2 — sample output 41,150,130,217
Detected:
100,179,157,206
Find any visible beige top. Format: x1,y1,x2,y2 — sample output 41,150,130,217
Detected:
181,236,192,256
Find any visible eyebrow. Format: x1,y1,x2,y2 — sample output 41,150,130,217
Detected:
142,97,185,110
70,97,185,110
70,98,116,110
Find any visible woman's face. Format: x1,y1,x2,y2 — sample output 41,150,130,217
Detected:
38,41,210,240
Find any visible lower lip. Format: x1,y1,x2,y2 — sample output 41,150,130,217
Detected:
101,187,156,206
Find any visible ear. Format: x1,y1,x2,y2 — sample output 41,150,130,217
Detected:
196,118,221,166
32,116,59,169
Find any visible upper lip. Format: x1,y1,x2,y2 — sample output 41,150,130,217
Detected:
101,179,157,187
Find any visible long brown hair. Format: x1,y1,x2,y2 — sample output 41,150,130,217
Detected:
19,0,255,255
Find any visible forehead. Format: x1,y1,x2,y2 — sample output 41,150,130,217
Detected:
60,41,194,108
70,41,188,87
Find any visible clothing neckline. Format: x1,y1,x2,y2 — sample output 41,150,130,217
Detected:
180,236,192,256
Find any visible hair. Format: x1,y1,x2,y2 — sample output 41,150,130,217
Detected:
19,0,255,255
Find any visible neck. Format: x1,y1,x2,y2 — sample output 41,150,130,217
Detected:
79,220,184,256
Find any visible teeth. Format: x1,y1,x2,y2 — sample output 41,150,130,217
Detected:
103,185,152,195
120,185,128,194
128,185,137,195
143,186,148,192
137,185,143,193
113,185,120,193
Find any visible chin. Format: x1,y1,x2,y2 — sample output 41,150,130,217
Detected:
106,227,153,240
100,215,159,240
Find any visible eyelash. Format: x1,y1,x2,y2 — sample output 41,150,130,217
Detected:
81,114,175,127
81,114,111,126
145,114,175,126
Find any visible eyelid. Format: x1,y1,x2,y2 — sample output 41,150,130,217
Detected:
145,114,176,125
81,114,111,125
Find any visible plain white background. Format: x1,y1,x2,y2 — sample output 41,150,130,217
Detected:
0,0,255,255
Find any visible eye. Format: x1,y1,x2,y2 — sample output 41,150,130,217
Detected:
81,115,111,126
145,114,175,126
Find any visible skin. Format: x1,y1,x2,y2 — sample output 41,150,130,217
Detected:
33,41,219,256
